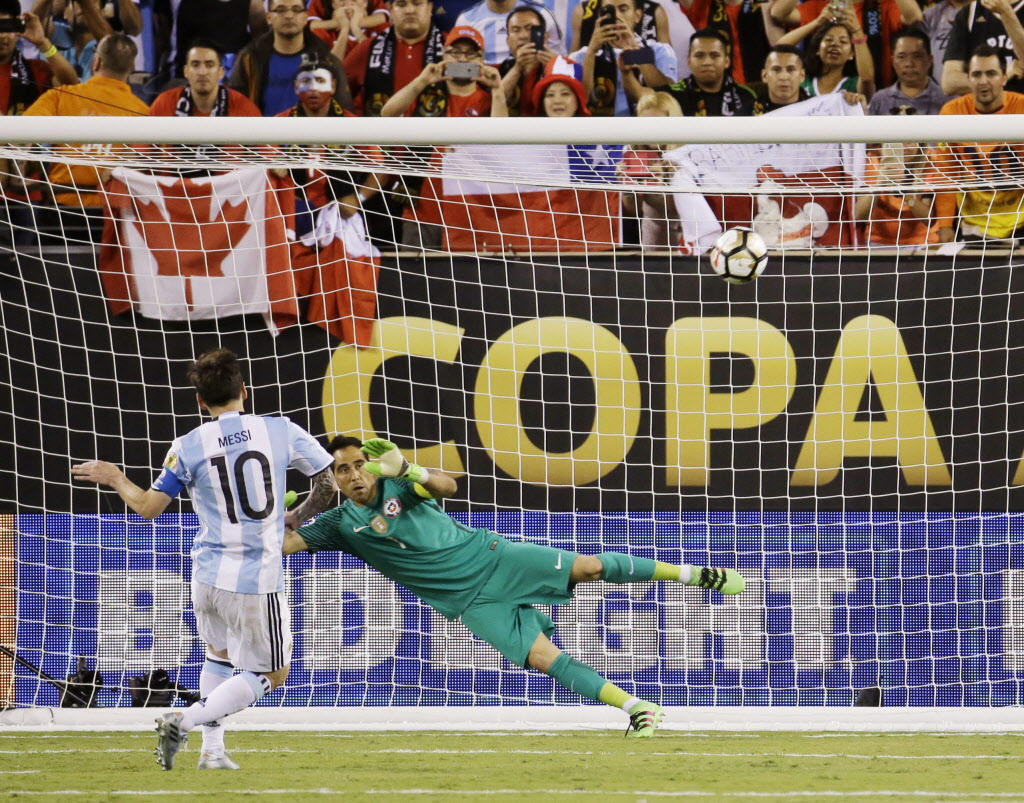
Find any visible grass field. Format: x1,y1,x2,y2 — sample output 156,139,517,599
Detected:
2,730,1023,802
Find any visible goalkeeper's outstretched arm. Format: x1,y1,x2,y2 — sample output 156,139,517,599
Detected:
361,438,457,499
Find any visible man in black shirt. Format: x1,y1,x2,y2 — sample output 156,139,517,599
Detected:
628,27,758,116
941,0,1024,95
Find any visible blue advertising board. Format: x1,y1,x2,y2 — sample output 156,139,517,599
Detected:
12,512,1024,707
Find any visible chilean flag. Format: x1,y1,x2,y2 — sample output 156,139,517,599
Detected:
413,141,624,253
99,168,298,333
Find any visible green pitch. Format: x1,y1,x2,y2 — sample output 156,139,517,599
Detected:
2,730,1022,802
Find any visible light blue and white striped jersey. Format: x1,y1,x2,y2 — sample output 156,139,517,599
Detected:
455,0,565,65
152,412,333,595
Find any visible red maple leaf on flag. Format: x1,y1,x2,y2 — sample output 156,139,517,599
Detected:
128,178,253,310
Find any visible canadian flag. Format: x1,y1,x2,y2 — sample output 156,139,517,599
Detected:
409,143,623,252
100,168,299,333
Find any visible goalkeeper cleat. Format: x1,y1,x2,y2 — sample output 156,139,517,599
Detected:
697,567,746,595
625,701,664,738
154,712,188,771
198,751,240,770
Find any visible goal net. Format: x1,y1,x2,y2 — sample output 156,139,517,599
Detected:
1,112,1023,729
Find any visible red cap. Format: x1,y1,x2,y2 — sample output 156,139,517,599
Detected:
444,25,485,52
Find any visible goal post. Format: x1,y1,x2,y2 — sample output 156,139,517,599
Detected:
2,114,1024,731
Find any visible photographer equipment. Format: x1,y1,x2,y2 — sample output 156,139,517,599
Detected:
129,668,201,707
0,646,99,707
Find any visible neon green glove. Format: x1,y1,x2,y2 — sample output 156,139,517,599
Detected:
361,438,429,484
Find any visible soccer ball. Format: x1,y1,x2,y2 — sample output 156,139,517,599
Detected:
708,227,769,285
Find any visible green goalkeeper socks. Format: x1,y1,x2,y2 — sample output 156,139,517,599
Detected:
546,653,609,702
598,554,695,584
546,653,639,712
596,552,657,583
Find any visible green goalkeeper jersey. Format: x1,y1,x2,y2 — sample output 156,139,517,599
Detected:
297,477,509,619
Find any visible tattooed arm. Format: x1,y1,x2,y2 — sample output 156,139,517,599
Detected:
285,466,337,530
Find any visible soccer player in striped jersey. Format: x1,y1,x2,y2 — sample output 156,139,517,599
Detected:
72,349,337,770
284,435,746,737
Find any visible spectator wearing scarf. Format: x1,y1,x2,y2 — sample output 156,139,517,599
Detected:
149,40,261,117
344,0,445,115
573,0,665,51
628,27,757,115
499,5,554,116
570,0,676,115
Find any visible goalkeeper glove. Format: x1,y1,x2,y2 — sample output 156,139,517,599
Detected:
361,438,430,484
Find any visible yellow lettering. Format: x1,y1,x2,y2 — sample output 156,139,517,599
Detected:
475,317,640,486
791,314,951,486
321,317,466,476
665,317,795,485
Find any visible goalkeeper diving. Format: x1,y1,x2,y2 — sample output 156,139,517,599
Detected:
285,436,746,736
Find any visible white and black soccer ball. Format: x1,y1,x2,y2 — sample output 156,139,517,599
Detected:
708,227,769,285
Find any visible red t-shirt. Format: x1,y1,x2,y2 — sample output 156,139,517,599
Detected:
443,87,493,117
345,35,429,114
0,59,54,115
148,85,263,116
797,0,904,87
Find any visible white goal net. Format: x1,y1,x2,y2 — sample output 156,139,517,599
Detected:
1,114,1023,727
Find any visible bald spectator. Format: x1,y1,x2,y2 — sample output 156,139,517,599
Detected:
23,33,148,212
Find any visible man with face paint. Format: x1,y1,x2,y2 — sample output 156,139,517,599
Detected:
276,59,386,347
150,39,262,116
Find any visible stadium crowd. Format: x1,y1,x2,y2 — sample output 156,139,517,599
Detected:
0,0,1022,257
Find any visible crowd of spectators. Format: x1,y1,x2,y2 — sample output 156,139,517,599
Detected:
1,0,1023,251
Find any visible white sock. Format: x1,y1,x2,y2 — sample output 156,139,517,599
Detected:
621,696,641,713
680,564,694,584
180,672,270,732
199,653,234,753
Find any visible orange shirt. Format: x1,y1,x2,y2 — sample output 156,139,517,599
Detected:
148,85,263,117
862,153,938,246
931,92,1024,237
23,75,150,208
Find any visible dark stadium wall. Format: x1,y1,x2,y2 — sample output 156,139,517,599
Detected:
3,249,1024,514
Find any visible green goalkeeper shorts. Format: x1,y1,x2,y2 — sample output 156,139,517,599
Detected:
459,541,577,669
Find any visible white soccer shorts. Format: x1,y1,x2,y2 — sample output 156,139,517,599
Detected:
191,581,292,673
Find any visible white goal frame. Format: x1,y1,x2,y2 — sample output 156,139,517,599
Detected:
3,115,1024,733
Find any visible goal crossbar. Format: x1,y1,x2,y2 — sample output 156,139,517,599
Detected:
0,114,1017,145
